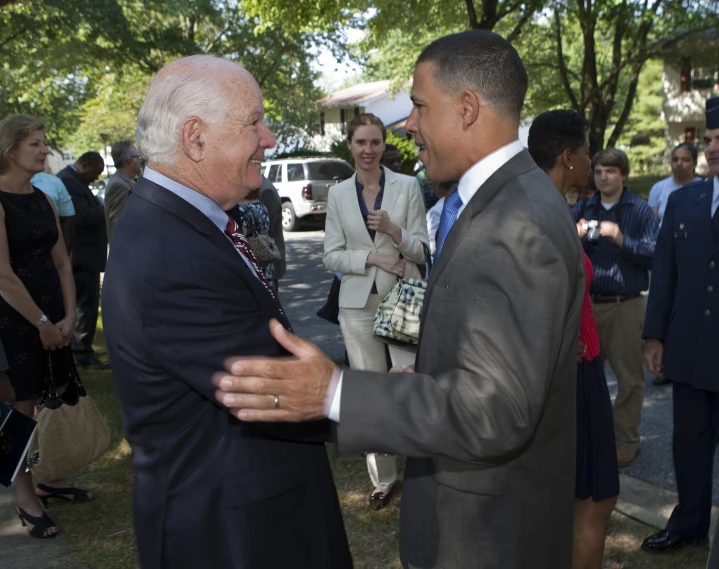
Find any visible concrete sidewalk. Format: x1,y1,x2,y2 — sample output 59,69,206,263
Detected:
0,486,89,569
616,473,716,545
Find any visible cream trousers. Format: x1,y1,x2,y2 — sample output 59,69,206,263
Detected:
340,294,415,491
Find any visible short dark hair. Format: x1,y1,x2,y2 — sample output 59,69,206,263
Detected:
672,142,698,164
76,151,104,167
416,30,528,122
383,144,399,154
111,140,135,168
527,110,588,172
592,148,630,177
347,113,386,142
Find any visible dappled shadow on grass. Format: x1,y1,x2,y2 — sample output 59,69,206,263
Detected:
603,512,708,569
328,445,404,569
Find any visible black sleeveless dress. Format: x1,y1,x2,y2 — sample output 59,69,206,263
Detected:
0,187,69,401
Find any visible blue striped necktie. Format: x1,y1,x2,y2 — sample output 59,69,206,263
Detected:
435,191,463,259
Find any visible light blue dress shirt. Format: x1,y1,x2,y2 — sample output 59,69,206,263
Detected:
31,172,75,216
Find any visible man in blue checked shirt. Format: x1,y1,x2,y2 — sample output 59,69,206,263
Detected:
573,148,659,468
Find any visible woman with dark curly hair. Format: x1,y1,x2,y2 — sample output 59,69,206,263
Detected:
529,110,620,569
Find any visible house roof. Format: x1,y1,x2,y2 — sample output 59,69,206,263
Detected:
317,80,393,109
653,27,718,51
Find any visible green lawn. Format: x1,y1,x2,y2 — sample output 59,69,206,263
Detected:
627,175,665,201
45,318,708,569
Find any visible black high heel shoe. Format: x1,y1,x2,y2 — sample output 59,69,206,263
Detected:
16,506,59,539
36,483,94,506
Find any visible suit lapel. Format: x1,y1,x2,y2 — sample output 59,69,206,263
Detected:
691,181,715,249
418,150,536,350
343,174,375,249
132,178,291,329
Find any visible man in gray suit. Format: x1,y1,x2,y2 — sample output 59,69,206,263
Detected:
105,141,142,242
215,30,584,569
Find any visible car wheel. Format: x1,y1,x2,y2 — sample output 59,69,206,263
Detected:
282,202,298,231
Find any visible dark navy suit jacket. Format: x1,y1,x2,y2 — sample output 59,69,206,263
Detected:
102,177,352,569
644,178,719,392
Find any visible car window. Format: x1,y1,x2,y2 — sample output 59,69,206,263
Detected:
268,164,282,183
286,163,305,182
306,161,354,181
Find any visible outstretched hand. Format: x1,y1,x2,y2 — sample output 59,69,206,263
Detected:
214,319,338,422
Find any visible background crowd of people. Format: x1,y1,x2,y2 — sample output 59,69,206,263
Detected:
0,27,718,569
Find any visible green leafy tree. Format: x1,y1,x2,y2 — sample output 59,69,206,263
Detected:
1,0,349,151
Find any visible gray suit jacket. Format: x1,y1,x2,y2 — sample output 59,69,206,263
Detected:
105,171,135,243
259,178,287,280
337,151,584,569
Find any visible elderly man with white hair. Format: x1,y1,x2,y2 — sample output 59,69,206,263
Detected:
101,56,352,569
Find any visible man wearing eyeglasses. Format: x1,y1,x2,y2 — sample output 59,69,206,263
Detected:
105,141,142,243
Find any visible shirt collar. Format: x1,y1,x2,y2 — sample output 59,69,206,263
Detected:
143,166,229,233
115,170,134,185
713,176,719,207
456,140,524,207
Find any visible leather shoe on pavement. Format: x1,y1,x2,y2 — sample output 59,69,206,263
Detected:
641,530,708,554
75,355,111,371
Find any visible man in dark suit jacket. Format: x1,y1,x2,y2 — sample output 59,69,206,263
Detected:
57,152,109,371
258,176,286,289
102,55,351,569
642,97,719,555
215,31,584,569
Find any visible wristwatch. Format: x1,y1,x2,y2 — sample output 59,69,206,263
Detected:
36,314,49,327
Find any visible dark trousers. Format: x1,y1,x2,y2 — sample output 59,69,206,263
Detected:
71,269,100,358
667,381,719,538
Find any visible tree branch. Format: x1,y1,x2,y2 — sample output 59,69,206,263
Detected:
606,59,645,147
506,7,535,42
464,0,479,28
553,4,580,111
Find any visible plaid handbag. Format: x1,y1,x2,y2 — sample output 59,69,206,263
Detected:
246,234,282,266
373,244,431,348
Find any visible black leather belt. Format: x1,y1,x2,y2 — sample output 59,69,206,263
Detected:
591,293,641,304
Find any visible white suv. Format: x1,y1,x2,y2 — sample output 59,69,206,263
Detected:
262,158,354,231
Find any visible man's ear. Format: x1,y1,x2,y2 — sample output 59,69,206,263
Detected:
460,90,480,130
181,117,205,162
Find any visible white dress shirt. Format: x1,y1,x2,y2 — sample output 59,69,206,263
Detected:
143,166,257,276
326,140,526,422
426,197,445,255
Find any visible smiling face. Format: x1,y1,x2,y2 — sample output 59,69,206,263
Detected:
197,75,276,207
406,61,465,184
347,125,385,173
670,147,696,182
705,128,719,177
12,129,49,175
594,164,626,200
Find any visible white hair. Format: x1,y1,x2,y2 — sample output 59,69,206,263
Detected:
136,55,244,165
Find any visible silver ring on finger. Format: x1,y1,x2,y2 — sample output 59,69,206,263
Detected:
272,394,280,409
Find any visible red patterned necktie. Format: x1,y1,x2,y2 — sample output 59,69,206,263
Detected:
224,217,286,320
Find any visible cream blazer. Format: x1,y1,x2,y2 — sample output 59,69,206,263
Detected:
323,168,429,309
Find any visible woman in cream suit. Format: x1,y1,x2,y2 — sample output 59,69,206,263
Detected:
324,113,429,509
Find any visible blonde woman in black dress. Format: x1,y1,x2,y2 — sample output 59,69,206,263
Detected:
0,115,92,538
